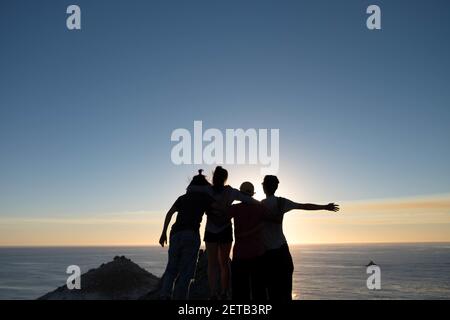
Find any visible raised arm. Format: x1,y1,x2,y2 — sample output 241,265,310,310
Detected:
159,202,178,247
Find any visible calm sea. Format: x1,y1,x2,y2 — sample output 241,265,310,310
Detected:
0,243,449,300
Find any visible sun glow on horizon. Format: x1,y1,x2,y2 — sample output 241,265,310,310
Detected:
1,193,449,246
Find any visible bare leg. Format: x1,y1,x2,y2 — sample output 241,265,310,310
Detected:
206,242,219,298
218,242,232,298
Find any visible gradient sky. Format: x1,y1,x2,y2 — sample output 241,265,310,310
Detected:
1,0,450,245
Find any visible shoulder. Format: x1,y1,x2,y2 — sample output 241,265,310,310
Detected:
174,195,185,206
262,196,276,204
279,197,295,205
231,202,244,209
224,185,235,193
277,197,298,212
230,202,246,214
276,197,291,204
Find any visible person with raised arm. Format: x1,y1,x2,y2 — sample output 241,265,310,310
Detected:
158,170,213,300
260,175,340,301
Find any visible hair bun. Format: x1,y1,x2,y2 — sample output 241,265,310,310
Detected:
198,169,204,175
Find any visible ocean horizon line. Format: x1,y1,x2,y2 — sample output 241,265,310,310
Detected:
1,241,450,249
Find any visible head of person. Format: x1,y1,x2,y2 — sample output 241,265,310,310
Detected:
212,166,228,190
239,181,255,198
189,169,211,187
262,175,279,196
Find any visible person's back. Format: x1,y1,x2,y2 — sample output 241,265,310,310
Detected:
158,170,213,300
229,182,267,301
171,192,213,234
260,175,340,301
229,202,267,260
260,195,293,251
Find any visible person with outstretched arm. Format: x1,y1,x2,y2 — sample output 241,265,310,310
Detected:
260,175,340,301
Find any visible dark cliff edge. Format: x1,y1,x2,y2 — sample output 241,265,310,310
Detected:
38,251,210,300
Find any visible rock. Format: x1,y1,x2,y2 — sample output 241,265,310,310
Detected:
188,249,211,300
38,256,160,300
39,252,211,300
366,260,377,267
139,249,210,300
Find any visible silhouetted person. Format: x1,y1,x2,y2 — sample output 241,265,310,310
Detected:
188,166,258,300
228,182,271,301
159,170,213,300
261,175,339,301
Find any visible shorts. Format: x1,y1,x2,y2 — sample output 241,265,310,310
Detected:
204,225,233,243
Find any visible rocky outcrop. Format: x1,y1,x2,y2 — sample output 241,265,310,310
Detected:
366,260,377,267
38,256,160,300
39,252,210,300
138,249,210,300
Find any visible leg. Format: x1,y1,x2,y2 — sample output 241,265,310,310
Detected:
205,241,219,298
172,231,201,300
279,245,294,301
160,233,181,299
231,259,251,300
218,242,232,297
264,248,281,300
250,256,267,301
267,245,294,301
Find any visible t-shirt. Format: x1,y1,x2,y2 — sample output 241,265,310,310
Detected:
261,196,298,251
228,202,269,260
170,192,214,234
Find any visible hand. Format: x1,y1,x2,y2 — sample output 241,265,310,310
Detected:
159,233,167,247
326,203,340,212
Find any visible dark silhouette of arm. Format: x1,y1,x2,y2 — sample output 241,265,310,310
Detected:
159,203,177,247
293,202,339,212
230,187,260,205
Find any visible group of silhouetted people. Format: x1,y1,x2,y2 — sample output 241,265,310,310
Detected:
159,166,339,300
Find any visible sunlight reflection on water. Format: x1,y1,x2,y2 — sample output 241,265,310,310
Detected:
0,243,449,299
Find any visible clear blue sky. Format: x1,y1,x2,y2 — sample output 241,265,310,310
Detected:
1,0,450,223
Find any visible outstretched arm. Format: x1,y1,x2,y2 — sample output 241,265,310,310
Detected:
294,202,339,212
159,203,177,247
230,187,260,205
